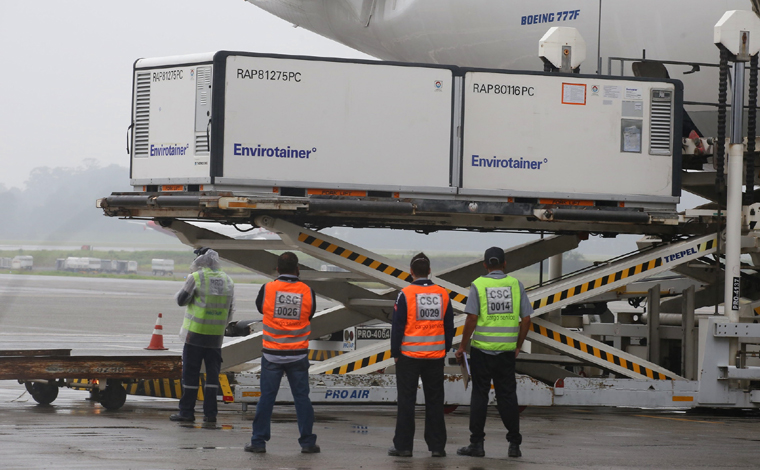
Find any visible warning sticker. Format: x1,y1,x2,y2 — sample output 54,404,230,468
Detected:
562,83,586,105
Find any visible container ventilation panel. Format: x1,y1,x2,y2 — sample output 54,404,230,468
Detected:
133,72,151,158
194,66,212,154
649,89,673,156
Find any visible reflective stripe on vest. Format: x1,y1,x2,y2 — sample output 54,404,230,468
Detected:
262,280,313,352
471,275,521,351
181,268,232,337
400,283,449,359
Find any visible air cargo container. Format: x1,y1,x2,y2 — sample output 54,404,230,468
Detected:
128,51,681,208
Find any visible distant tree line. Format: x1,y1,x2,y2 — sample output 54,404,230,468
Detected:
0,161,145,242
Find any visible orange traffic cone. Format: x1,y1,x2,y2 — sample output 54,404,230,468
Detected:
145,313,169,350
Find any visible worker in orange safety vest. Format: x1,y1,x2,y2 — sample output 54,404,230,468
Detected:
388,252,454,458
245,252,320,455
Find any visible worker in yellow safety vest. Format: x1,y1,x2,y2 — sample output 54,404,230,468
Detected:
388,252,454,458
171,247,235,425
456,246,532,459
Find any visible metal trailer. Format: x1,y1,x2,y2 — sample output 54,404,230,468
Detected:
114,259,138,274
11,256,33,271
98,31,760,410
127,260,138,274
0,257,12,269
151,259,174,276
0,349,182,410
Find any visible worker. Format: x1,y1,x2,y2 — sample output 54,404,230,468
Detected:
245,252,320,454
388,253,454,458
455,247,532,458
170,247,235,424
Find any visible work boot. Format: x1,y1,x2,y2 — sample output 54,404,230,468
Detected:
387,447,412,457
508,443,522,458
457,442,485,457
301,445,321,454
169,413,195,422
431,449,446,457
244,444,266,453
203,416,217,423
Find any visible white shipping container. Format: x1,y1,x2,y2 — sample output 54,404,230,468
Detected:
127,51,682,207
151,259,174,276
64,257,87,271
11,256,33,271
460,71,680,203
130,52,455,194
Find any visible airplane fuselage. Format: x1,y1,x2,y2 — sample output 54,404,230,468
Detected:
246,0,752,134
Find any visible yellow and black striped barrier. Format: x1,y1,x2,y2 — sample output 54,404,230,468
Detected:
308,350,345,361
72,375,234,402
297,232,468,304
322,325,467,375
530,321,674,380
530,238,716,311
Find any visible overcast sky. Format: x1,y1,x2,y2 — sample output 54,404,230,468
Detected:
0,0,369,190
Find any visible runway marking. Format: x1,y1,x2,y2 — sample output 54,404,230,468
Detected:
634,414,722,424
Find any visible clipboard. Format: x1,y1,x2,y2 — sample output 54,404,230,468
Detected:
460,352,471,390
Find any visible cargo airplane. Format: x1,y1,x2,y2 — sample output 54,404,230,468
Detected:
246,0,758,136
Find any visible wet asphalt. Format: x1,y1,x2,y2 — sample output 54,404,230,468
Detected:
1,274,760,469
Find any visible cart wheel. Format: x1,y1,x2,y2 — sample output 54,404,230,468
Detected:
100,380,127,410
25,382,59,405
443,405,459,414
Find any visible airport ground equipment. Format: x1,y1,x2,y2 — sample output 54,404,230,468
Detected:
151,258,174,276
11,256,33,271
0,349,182,410
99,19,760,410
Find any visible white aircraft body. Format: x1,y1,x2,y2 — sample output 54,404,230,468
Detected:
246,0,754,134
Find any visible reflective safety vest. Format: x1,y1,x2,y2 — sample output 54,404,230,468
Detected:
182,268,233,337
471,275,521,352
400,283,449,359
262,280,313,354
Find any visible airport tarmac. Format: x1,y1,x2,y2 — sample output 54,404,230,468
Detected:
1,379,759,470
2,274,760,469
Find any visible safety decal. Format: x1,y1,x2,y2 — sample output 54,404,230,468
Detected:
530,238,716,310
323,350,393,375
530,322,675,380
127,378,183,399
125,374,233,401
308,350,345,361
322,326,467,375
297,232,468,304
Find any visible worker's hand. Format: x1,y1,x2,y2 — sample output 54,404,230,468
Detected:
455,346,465,364
514,346,521,358
394,357,398,364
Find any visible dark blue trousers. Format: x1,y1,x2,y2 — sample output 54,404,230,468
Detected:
178,343,222,419
469,347,522,445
